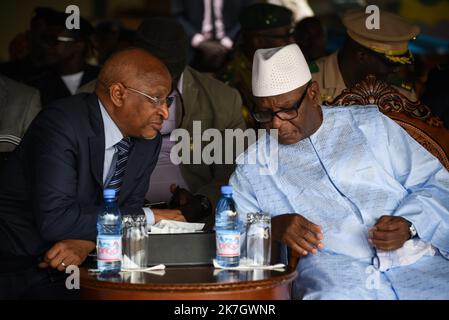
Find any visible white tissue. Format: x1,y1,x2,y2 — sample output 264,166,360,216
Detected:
149,219,205,234
121,264,166,273
88,264,165,273
374,239,436,272
213,258,285,270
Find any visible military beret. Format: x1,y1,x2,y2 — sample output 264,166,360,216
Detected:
240,3,293,32
343,9,420,64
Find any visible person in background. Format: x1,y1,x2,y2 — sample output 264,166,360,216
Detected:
27,10,99,106
172,0,254,72
311,9,420,104
217,2,295,127
0,7,63,83
0,74,41,159
266,0,314,22
92,20,136,66
294,17,327,62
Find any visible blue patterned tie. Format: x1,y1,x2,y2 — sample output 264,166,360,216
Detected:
106,137,132,195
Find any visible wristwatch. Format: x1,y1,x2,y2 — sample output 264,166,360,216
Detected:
409,224,417,238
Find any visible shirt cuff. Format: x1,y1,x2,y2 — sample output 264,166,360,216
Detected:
143,207,155,226
191,33,206,47
220,36,233,49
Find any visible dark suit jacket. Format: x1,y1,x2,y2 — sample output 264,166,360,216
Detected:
27,65,100,107
172,0,254,42
0,93,161,258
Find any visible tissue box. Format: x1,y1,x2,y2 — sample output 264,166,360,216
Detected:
146,231,216,266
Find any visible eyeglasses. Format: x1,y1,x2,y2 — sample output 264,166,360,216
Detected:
123,85,174,108
252,81,311,123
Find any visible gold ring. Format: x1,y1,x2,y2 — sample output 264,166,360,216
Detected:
61,262,66,267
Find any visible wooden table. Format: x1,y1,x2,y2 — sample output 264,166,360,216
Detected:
80,265,297,300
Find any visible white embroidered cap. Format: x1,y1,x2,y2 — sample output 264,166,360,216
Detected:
252,43,311,97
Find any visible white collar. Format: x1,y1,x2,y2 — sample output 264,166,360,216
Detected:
98,98,124,149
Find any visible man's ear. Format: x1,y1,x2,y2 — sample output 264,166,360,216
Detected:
109,83,125,107
308,81,321,105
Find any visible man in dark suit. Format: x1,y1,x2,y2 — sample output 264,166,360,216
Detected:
27,10,99,106
0,48,171,299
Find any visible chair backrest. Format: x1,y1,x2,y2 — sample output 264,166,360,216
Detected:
324,75,449,171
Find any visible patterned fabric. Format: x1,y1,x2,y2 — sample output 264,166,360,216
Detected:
106,137,132,195
230,105,449,299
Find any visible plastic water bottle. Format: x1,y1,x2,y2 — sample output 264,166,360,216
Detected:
97,189,122,273
215,185,240,267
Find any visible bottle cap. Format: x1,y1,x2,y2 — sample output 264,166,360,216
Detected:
103,189,116,199
221,185,233,195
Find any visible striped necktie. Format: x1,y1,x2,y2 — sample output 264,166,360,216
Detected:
106,137,132,195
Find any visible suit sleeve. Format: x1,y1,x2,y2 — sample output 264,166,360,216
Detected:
194,88,246,207
29,110,99,242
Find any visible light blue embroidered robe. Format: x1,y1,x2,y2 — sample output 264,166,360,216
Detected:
230,105,449,300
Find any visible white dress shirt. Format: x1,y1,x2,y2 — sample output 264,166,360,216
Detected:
61,71,84,95
98,99,155,225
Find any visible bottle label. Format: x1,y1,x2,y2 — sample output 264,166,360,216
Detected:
216,230,240,257
97,235,122,262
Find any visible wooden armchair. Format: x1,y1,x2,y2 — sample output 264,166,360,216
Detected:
324,75,449,171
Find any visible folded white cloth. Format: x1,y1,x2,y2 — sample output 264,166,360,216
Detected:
149,219,205,234
121,264,165,273
88,264,165,273
213,258,285,270
374,239,436,272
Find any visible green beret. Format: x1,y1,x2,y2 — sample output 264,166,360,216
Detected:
240,3,293,32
